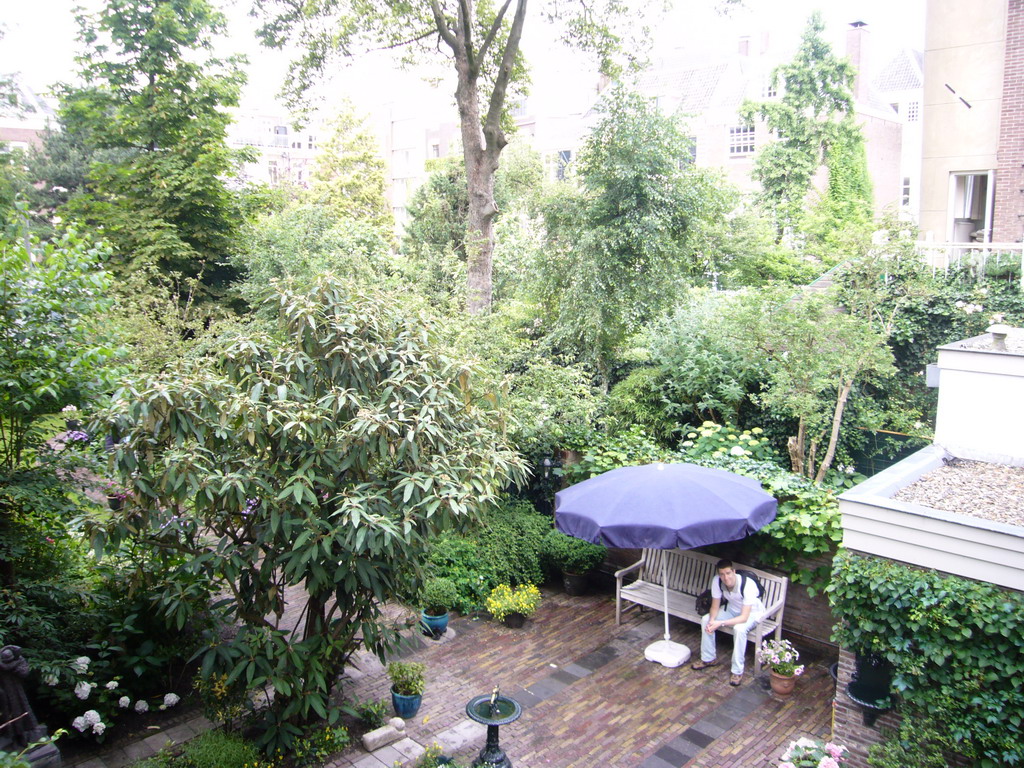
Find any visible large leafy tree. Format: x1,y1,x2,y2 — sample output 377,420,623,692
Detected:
741,12,860,238
0,230,118,472
535,86,728,388
307,102,393,234
733,287,894,481
98,275,525,750
255,0,650,314
55,0,250,307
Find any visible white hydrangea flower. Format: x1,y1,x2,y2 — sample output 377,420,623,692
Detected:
83,710,101,726
105,680,119,690
43,674,59,686
72,716,87,732
74,681,92,700
71,657,91,673
119,696,131,708
162,693,180,708
134,700,149,714
93,722,106,735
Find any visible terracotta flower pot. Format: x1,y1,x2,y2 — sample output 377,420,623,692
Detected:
770,670,796,696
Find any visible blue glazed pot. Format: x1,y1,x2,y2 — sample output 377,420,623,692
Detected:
391,688,422,719
421,610,449,638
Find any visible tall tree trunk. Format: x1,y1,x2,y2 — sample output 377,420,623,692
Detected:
435,0,527,314
787,416,807,476
815,379,854,483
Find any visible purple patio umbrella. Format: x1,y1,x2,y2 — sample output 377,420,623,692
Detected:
554,462,777,665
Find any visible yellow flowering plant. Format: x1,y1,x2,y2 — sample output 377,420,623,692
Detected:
485,584,541,621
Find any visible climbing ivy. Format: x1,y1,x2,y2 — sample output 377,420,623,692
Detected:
829,552,1024,767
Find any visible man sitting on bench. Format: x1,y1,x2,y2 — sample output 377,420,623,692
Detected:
690,559,764,686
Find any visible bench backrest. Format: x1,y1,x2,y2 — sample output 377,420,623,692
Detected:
639,548,788,608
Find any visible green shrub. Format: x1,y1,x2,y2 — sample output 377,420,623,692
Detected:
424,534,496,613
542,530,606,574
868,704,958,768
560,425,673,484
420,577,459,615
348,697,388,730
292,725,351,767
425,498,550,612
830,553,1024,766
130,730,271,768
181,730,264,768
477,499,549,587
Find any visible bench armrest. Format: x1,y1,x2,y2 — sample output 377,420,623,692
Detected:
614,559,646,583
760,598,785,622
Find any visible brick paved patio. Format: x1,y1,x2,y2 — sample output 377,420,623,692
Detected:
67,585,835,768
328,587,836,768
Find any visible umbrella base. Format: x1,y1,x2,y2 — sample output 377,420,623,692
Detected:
644,639,691,667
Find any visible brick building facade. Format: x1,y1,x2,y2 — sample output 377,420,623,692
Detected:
993,0,1024,241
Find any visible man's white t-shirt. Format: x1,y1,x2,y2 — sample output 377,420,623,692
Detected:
711,572,764,615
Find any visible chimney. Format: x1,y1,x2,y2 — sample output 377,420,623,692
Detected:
738,35,750,57
847,21,869,102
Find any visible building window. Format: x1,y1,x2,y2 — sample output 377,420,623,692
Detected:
902,177,911,207
556,149,572,180
308,135,315,149
274,125,288,135
683,137,697,166
906,101,920,122
729,123,755,156
268,160,280,185
511,99,527,118
431,143,440,158
762,76,777,99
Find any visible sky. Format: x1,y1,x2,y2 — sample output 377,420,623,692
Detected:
0,0,926,115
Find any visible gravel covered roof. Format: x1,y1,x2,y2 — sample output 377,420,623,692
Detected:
892,459,1024,527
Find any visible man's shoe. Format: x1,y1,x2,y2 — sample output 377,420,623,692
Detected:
729,673,743,686
691,658,720,671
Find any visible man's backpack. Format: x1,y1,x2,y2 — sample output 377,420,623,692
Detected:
736,569,765,600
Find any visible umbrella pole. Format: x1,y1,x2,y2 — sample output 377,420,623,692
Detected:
643,554,691,667
663,559,671,641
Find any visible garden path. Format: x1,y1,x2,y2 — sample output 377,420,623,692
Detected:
66,586,835,768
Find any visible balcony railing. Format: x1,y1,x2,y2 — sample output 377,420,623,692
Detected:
915,241,1024,290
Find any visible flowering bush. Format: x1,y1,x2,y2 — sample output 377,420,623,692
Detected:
679,422,780,463
485,583,542,621
42,654,180,742
758,638,805,677
778,737,847,768
61,405,79,414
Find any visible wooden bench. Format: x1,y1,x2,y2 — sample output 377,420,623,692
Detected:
614,549,788,668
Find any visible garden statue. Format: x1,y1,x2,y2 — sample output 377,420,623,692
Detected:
0,646,61,766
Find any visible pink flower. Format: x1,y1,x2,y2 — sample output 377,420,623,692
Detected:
818,758,840,768
825,743,846,759
779,763,796,768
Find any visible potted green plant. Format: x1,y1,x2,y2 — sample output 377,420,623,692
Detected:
543,530,606,596
485,584,541,628
387,661,425,719
420,577,458,638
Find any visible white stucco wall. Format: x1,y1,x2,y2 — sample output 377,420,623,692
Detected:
934,339,1024,465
